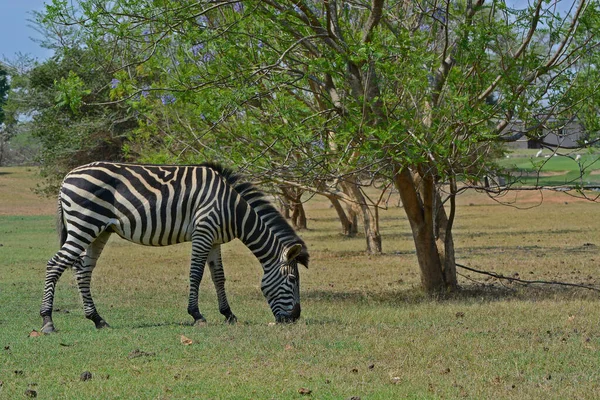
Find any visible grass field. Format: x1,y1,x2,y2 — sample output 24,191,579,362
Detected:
1,167,600,399
499,149,600,187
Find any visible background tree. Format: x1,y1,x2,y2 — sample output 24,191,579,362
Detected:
31,0,600,292
0,64,8,125
0,63,10,165
4,45,139,191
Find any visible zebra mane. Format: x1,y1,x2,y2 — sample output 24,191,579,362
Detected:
201,163,309,267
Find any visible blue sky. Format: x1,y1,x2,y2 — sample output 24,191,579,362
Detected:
0,0,574,62
0,0,53,61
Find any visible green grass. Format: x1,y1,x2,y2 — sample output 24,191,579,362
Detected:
2,168,600,399
498,149,600,186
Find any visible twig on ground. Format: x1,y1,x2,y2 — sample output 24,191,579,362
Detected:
456,263,600,293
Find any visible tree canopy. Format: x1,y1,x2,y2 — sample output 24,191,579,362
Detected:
7,0,600,291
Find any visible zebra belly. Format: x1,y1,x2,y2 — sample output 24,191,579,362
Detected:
108,220,193,246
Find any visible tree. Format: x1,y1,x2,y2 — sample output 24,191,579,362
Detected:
38,0,600,292
0,63,8,125
4,46,138,192
0,63,10,165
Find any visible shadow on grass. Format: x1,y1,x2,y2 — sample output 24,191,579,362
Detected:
303,283,599,309
0,171,12,176
459,243,597,256
130,320,194,329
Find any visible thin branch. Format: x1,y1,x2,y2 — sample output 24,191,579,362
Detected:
456,263,600,293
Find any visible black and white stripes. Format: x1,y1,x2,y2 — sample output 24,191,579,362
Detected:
40,162,309,333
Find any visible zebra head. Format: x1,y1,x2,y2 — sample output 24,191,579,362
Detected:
262,243,308,323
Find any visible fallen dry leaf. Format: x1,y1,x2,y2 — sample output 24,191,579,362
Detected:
180,335,193,345
284,344,294,351
28,330,42,338
298,387,312,395
568,315,575,322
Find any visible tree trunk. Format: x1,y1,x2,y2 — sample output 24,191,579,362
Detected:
327,194,357,236
291,199,307,230
281,185,307,230
393,166,457,292
277,195,291,219
346,203,359,236
340,178,382,254
434,192,458,288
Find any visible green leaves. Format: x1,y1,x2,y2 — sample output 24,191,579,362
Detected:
54,71,91,114
14,0,595,195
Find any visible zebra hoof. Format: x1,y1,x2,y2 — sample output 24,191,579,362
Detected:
225,314,237,325
194,319,208,328
95,320,110,329
41,321,56,334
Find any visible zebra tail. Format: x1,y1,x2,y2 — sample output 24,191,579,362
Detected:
56,197,67,247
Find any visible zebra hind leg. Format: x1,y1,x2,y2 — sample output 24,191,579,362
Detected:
40,248,81,333
74,261,110,329
188,229,215,326
74,231,111,329
207,246,237,324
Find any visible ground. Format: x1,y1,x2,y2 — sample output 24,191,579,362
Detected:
1,166,599,399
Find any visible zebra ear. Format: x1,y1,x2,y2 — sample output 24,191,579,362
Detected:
285,244,303,262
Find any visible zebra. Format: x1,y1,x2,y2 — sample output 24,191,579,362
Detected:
40,162,309,333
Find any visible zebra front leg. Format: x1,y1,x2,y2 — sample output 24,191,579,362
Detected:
187,229,213,326
207,245,237,324
74,231,111,329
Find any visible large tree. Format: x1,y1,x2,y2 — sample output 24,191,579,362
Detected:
37,0,600,291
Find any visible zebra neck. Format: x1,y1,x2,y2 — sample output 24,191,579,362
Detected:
236,206,283,266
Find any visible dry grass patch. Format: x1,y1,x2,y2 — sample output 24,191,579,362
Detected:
0,167,56,216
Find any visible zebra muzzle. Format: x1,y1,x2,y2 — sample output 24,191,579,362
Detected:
276,303,301,323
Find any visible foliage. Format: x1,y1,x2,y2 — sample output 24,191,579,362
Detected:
3,48,137,193
36,0,598,182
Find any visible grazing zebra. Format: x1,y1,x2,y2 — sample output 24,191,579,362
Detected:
40,162,309,333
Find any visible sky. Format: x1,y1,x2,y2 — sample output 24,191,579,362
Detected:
0,0,53,62
0,0,575,63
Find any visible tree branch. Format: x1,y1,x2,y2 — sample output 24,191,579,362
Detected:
361,0,385,43
456,263,600,292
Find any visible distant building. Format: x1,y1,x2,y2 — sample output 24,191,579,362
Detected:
503,118,586,149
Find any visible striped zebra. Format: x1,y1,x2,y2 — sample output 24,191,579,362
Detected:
40,162,309,333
